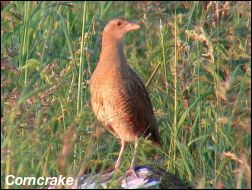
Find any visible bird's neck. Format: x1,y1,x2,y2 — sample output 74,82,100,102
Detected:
100,35,127,67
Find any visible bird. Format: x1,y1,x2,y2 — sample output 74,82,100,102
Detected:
89,18,161,176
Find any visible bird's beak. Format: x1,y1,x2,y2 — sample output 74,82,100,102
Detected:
125,22,141,32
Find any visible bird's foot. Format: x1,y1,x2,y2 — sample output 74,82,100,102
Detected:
101,167,139,181
100,167,117,181
126,168,139,179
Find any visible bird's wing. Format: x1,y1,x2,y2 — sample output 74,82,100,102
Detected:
124,68,161,146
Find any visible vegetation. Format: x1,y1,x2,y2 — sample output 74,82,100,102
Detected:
1,1,251,189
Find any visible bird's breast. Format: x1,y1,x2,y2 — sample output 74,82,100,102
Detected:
90,68,140,142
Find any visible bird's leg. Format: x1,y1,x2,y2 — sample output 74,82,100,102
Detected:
115,140,127,170
130,139,138,169
102,141,126,178
128,139,139,178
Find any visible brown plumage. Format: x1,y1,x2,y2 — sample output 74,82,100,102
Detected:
89,18,161,173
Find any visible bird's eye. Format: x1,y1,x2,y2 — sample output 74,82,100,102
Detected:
117,21,122,26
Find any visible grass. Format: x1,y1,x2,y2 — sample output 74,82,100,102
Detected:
1,1,251,189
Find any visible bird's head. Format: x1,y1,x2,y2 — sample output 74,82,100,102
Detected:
102,18,141,41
